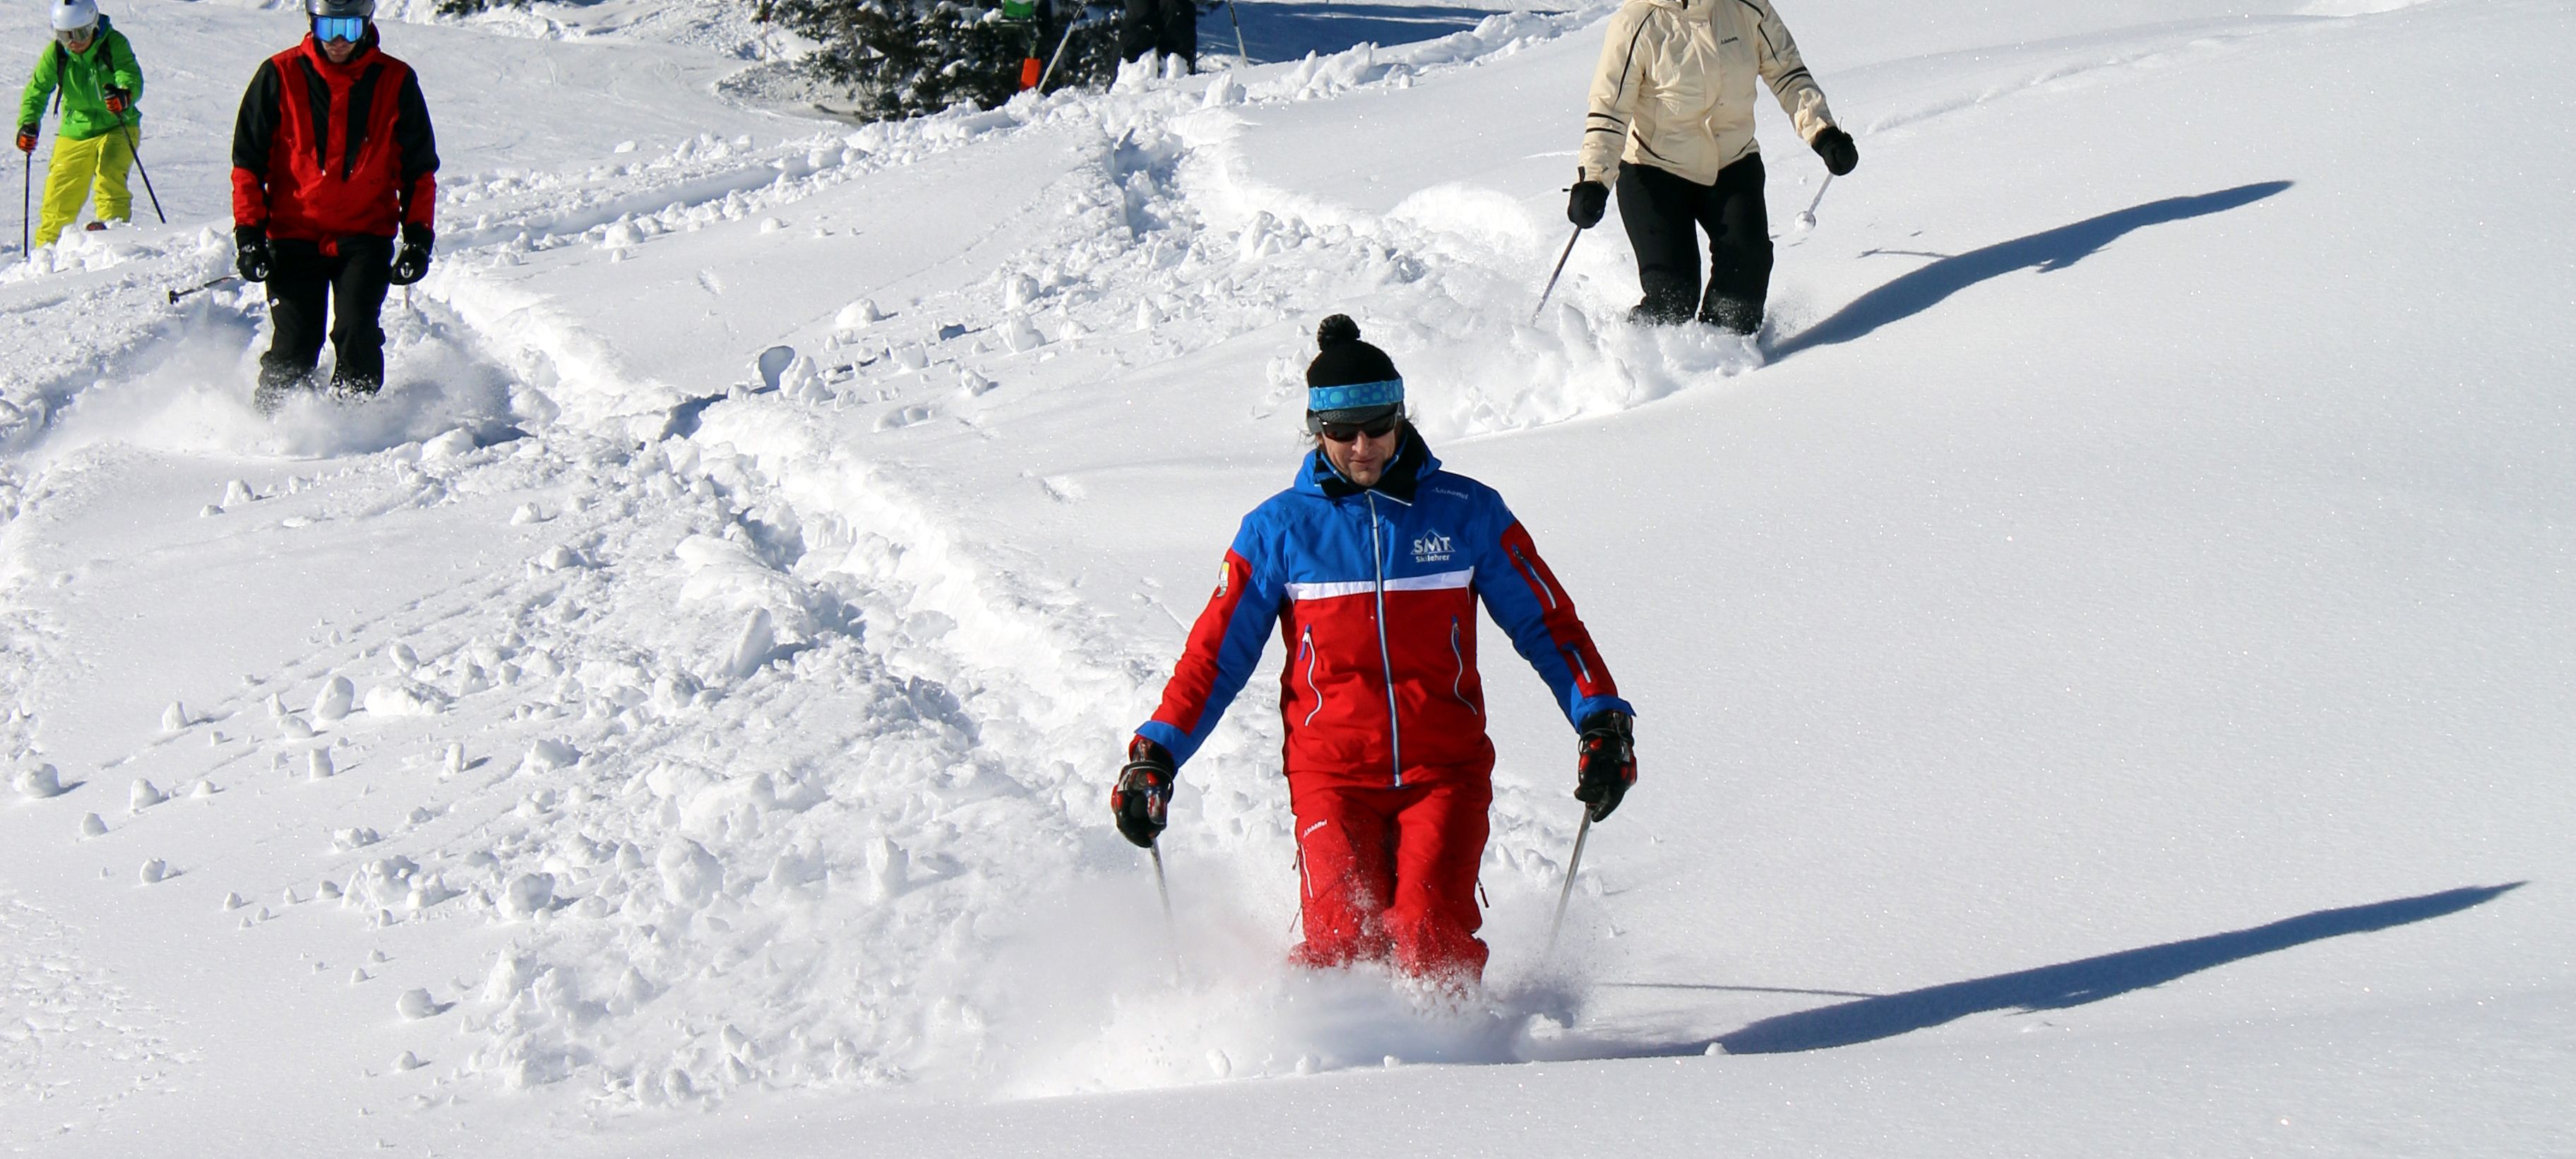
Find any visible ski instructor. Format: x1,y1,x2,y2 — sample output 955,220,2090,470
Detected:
229,0,438,408
1566,0,1856,335
1112,316,1638,983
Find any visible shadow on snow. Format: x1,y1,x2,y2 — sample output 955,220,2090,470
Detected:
1769,180,2293,359
1575,883,2520,1058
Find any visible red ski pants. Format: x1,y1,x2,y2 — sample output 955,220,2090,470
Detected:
1287,771,1491,980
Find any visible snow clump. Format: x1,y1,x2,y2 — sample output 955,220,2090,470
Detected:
312,675,356,722
14,762,64,798
498,873,557,920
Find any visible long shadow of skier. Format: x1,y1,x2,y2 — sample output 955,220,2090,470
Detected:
1768,180,2293,359
1712,883,2519,1054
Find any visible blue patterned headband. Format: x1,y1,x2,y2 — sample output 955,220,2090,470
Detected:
1308,378,1403,413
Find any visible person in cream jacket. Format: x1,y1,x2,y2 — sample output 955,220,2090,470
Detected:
1566,0,1857,334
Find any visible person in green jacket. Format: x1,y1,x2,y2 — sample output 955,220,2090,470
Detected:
16,0,143,248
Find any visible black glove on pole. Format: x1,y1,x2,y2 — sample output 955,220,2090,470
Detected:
1566,176,1609,229
388,222,432,286
1574,709,1636,822
234,226,270,282
1111,736,1175,848
1811,126,1859,176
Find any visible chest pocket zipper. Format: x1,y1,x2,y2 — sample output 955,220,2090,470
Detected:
1299,625,1322,726
1450,617,1479,716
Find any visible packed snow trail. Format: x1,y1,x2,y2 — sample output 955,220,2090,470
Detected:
0,0,1671,1126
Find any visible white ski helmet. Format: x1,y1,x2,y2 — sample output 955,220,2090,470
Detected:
51,0,101,34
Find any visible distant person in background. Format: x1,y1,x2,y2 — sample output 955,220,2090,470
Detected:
1121,0,1196,73
1565,0,1858,335
16,0,143,247
229,0,438,409
1111,316,1638,985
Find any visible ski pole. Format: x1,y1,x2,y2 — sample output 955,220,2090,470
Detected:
1150,841,1182,983
1038,11,1109,92
20,149,29,257
1543,811,1592,961
124,124,165,225
1529,225,1582,324
1789,173,1831,232
1224,0,1248,63
167,274,234,304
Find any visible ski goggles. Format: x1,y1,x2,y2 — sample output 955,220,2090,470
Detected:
53,25,98,46
313,15,366,42
1316,413,1403,443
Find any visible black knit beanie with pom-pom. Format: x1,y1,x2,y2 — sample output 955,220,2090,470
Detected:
1304,314,1405,425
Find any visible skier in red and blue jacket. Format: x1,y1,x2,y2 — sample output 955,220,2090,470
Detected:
1114,315,1638,982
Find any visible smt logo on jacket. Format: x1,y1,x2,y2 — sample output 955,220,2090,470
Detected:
1411,532,1455,564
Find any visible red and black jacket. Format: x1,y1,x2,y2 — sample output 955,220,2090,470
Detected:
231,30,437,249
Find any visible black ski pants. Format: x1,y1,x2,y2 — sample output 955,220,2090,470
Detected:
1616,153,1771,333
1121,0,1196,70
261,234,393,397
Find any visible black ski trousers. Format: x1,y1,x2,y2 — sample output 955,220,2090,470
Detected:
260,235,393,400
1121,0,1196,69
1616,153,1770,333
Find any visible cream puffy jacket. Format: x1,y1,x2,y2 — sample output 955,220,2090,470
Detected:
1578,0,1836,186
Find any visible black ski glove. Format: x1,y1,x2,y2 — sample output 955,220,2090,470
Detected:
234,226,271,283
1111,736,1176,848
388,223,433,286
1574,710,1636,822
103,88,131,116
1812,126,1859,176
1567,177,1609,229
14,124,35,154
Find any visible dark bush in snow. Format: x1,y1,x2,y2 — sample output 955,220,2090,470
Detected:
772,0,1121,121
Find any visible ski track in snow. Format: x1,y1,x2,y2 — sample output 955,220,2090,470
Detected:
0,2,1664,1113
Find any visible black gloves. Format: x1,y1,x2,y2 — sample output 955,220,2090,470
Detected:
1574,710,1636,822
234,226,271,283
1111,736,1176,848
1812,126,1858,176
1567,176,1609,229
14,124,35,154
388,222,432,286
103,88,131,116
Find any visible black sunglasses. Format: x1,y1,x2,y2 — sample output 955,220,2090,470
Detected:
1317,414,1402,443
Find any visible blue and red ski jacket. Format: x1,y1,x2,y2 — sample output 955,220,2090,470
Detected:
1139,431,1631,784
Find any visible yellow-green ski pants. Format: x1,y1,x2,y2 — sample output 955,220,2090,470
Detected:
35,128,135,248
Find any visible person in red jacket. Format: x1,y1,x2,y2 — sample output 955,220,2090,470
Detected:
229,0,436,409
1112,316,1639,983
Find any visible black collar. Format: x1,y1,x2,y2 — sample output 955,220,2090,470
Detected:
1313,428,1429,503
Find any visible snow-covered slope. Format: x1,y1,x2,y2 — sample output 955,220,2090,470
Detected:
3,0,2569,1154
